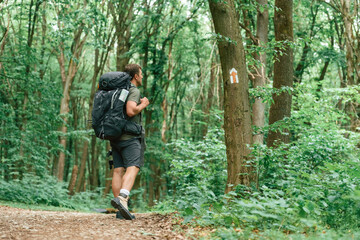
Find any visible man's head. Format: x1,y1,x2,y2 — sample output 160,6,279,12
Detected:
124,64,143,87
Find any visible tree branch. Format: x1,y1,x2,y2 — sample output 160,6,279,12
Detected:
239,22,258,45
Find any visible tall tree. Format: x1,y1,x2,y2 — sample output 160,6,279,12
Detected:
294,1,319,84
339,0,359,131
19,0,43,175
209,0,254,192
135,0,200,204
267,0,294,147
55,2,89,181
202,51,217,138
339,0,359,85
323,0,359,131
73,1,116,193
252,0,269,144
109,0,136,71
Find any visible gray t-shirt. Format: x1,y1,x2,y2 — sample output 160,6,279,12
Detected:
120,83,141,141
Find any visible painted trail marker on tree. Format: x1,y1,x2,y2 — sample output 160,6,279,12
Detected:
229,68,239,84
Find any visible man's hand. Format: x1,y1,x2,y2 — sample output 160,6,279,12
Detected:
140,97,150,108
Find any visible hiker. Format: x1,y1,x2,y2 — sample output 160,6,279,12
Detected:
110,64,149,220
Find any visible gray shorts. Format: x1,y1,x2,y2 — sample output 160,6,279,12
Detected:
110,138,144,169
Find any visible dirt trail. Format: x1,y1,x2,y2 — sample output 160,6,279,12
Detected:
0,206,187,240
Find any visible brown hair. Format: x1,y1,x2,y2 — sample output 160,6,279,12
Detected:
124,64,141,79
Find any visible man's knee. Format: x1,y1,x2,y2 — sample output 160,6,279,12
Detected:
113,167,125,176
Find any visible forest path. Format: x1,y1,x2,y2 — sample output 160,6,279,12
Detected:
0,206,187,240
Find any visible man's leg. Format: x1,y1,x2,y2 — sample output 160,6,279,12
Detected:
112,167,125,198
111,166,138,220
121,166,139,192
111,139,142,220
113,166,139,220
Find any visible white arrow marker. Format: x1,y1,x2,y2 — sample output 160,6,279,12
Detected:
229,68,238,84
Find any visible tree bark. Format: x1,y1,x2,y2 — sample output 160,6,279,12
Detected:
18,0,42,178
330,0,359,131
57,53,84,181
209,0,254,193
267,0,294,148
294,4,319,83
68,93,79,193
217,66,223,110
202,56,216,138
56,17,88,180
109,0,136,71
161,39,176,143
68,165,78,195
340,0,359,131
333,13,347,87
340,0,357,85
252,0,269,145
75,1,116,190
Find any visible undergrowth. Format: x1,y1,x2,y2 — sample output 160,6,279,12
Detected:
0,174,114,212
154,91,360,239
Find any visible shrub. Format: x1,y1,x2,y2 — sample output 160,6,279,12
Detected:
0,174,112,211
154,128,227,215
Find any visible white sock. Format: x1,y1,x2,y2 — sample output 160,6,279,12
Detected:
120,189,130,196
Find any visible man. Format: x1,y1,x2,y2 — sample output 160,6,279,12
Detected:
110,64,149,220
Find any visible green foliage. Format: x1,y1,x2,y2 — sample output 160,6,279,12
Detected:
0,174,73,208
153,128,227,214
157,84,360,238
249,84,293,104
0,174,113,211
1,1,360,238
209,227,360,240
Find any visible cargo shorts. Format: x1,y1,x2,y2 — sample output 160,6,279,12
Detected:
110,137,144,169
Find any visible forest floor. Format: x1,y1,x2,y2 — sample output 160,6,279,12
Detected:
0,205,194,240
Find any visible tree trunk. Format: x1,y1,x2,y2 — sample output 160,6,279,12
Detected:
68,95,79,193
75,141,88,192
333,14,347,88
63,138,72,182
57,64,81,181
341,0,357,85
18,0,42,178
202,55,216,138
56,26,87,181
294,4,318,83
252,0,269,145
76,12,116,189
340,0,359,131
89,135,98,188
161,40,175,143
316,12,335,97
148,163,155,206
267,0,294,148
68,165,78,195
102,142,112,196
57,76,71,181
161,97,168,143
217,66,223,110
209,0,254,193
116,26,131,71
109,0,135,71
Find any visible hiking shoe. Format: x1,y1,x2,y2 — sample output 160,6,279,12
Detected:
116,211,125,219
111,193,133,220
116,211,136,220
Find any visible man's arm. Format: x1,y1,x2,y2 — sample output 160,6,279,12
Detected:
126,97,150,117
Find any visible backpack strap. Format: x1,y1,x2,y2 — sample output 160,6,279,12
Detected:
125,83,143,125
126,81,132,91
